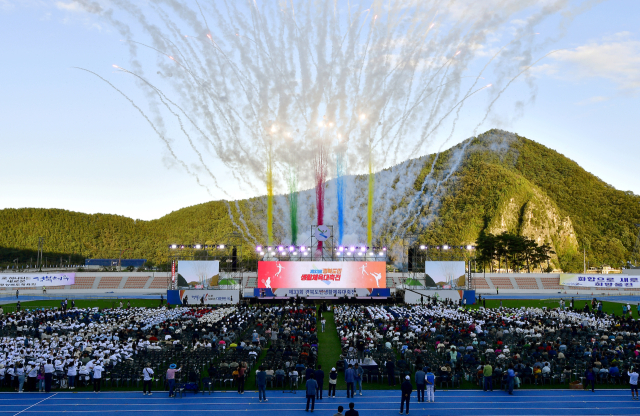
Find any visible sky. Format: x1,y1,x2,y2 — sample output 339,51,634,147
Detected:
1,0,639,221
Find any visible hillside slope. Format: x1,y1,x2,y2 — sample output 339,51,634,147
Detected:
1,130,638,271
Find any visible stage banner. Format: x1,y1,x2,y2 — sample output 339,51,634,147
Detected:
0,273,75,288
404,289,475,304
258,261,386,290
177,289,239,305
254,287,390,298
559,273,639,288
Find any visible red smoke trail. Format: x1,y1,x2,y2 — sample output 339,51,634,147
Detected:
315,146,327,251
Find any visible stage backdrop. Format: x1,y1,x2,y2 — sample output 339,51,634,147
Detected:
167,289,239,305
559,273,639,288
404,289,475,304
258,261,386,290
0,273,75,288
177,261,220,284
424,261,466,286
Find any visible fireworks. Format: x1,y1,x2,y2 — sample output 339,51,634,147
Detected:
77,0,582,247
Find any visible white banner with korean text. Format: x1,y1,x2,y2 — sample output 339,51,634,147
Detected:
559,274,639,288
0,273,75,288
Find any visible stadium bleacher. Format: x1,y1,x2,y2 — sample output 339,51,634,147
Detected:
98,276,123,289
124,275,152,289
148,276,169,289
488,276,514,289
70,276,96,289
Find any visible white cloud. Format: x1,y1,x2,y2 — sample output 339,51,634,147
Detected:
552,32,640,91
55,1,82,12
576,95,610,106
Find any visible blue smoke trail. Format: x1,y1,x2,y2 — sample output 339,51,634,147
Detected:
336,152,346,245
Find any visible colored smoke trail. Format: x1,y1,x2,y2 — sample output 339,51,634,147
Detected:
315,147,327,251
367,158,374,247
266,151,274,246
288,166,299,245
336,152,346,245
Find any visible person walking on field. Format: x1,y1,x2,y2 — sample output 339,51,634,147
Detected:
305,374,318,412
400,375,412,414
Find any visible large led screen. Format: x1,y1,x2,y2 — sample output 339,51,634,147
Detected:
258,261,386,290
424,261,466,286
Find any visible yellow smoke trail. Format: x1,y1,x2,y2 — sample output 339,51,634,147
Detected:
266,151,274,246
367,156,374,247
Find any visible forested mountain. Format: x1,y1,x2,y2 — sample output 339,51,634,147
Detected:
1,130,638,272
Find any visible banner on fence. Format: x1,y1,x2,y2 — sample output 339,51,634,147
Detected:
559,273,639,288
0,273,75,288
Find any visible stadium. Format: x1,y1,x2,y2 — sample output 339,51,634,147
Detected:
1,249,639,415
3,0,640,415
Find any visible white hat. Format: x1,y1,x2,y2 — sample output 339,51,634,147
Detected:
405,375,410,380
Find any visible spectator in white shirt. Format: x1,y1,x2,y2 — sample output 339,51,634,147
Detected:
92,361,104,392
142,363,154,396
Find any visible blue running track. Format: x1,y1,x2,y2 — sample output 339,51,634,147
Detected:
2,389,639,416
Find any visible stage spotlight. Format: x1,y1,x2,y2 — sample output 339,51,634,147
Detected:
443,244,449,250
379,252,384,256
349,246,355,251
360,247,366,252
180,245,185,249
256,246,262,251
467,245,474,250
383,247,387,251
289,246,295,252
171,244,177,249
339,246,344,252
218,244,225,249
420,245,425,250
293,251,297,255
259,252,265,256
278,246,284,251
195,244,202,249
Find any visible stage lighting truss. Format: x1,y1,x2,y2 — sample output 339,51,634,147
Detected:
168,244,228,250
255,244,387,261
417,244,476,251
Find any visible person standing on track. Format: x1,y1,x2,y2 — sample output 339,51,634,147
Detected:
237,363,246,394
166,364,181,397
142,362,154,395
315,365,325,400
425,367,435,403
92,360,104,393
345,364,355,398
400,375,412,414
415,367,425,402
584,367,596,393
256,365,267,402
628,366,639,400
305,374,318,412
328,367,337,398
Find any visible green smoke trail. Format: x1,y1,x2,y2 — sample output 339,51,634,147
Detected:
288,165,298,245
